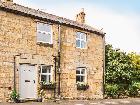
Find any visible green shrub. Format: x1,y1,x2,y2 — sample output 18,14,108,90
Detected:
128,82,140,97
10,90,20,103
105,44,140,98
117,84,129,97
105,84,119,98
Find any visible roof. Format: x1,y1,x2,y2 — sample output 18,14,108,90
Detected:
0,2,105,36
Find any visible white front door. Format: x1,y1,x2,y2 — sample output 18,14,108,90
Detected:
19,64,37,99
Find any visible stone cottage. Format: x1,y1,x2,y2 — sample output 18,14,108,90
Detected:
0,0,105,102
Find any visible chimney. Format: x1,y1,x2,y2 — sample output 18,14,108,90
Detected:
0,0,13,3
76,8,86,23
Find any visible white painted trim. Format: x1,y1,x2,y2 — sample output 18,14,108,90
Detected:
39,65,53,83
36,22,53,44
76,67,87,83
76,32,87,49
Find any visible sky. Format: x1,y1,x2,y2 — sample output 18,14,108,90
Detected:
14,0,140,53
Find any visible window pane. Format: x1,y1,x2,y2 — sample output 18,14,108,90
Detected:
37,23,51,32
37,23,43,31
47,66,51,73
81,69,85,74
42,66,51,73
37,32,44,42
46,75,49,83
80,76,84,82
49,75,51,82
76,76,80,82
76,69,80,74
46,69,50,73
45,33,51,43
37,32,52,43
37,23,46,31
42,66,47,73
43,33,48,42
84,34,86,41
44,24,51,32
81,33,85,40
41,75,46,82
45,75,51,83
76,39,80,47
81,41,85,48
76,32,80,39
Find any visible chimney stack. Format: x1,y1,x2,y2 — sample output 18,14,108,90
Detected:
0,0,13,3
76,8,86,23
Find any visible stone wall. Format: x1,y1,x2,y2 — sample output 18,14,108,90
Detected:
0,10,59,101
60,26,104,99
0,9,104,102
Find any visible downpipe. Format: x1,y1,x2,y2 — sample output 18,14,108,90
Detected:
13,54,21,91
102,35,106,98
58,24,61,98
53,56,57,99
53,24,61,102
13,56,16,91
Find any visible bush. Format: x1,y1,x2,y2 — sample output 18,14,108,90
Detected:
10,90,20,103
105,84,119,98
105,44,140,98
128,82,140,97
117,84,129,97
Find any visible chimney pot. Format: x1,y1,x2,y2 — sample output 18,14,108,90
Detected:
81,8,84,12
76,8,86,24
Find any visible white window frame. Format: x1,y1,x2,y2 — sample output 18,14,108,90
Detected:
40,65,53,83
76,32,87,49
76,67,87,83
37,22,53,44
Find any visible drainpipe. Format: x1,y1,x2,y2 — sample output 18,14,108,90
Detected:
13,54,21,91
13,56,16,91
58,24,61,98
102,34,106,98
53,56,57,99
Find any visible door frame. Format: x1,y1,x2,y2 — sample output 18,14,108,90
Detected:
19,64,38,99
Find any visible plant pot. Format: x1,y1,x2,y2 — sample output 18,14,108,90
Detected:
41,84,56,90
14,98,20,103
77,85,89,90
37,97,42,102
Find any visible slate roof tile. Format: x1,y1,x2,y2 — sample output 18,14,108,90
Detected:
0,2,105,36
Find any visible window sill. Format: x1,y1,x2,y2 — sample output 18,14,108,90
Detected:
37,42,53,48
76,47,87,50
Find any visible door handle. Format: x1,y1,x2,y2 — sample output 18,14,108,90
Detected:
33,80,35,83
